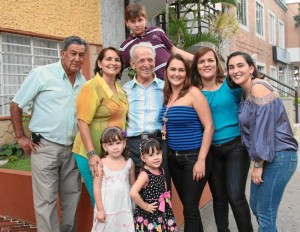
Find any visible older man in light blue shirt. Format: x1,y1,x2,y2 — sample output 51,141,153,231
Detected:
10,36,87,232
123,42,170,190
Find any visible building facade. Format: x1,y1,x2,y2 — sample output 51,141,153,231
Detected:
232,0,300,95
0,0,127,145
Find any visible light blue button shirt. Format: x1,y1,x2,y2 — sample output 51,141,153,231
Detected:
12,61,86,146
123,76,164,137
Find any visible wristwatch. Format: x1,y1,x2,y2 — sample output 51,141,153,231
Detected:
87,150,96,159
254,161,263,168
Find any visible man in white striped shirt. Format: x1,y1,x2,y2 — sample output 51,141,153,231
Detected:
123,42,170,190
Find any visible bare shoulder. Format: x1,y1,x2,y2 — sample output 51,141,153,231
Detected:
130,159,135,169
251,80,272,98
134,170,149,188
189,86,202,96
189,86,206,101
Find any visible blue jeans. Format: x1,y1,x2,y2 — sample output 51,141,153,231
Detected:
73,153,95,207
208,139,253,232
250,150,298,232
168,149,213,232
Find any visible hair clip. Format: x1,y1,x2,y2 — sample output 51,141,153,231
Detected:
121,130,127,138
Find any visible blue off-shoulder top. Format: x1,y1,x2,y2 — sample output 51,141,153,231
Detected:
239,81,298,162
159,105,203,151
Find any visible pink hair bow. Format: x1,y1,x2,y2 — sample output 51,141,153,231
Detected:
158,191,172,212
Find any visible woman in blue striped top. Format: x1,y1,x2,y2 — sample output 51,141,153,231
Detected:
160,54,214,232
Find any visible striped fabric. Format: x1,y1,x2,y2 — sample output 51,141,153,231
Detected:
123,77,164,137
160,105,203,151
119,26,173,79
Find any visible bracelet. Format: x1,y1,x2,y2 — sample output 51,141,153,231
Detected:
254,161,263,168
87,150,96,159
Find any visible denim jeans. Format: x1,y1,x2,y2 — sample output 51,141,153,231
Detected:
127,138,171,191
250,150,298,232
208,140,253,232
168,149,213,232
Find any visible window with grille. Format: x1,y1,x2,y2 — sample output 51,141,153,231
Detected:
237,0,248,28
0,33,62,116
269,11,276,45
255,1,264,38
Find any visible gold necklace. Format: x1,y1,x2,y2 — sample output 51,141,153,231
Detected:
162,95,178,140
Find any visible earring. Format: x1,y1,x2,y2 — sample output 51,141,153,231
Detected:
250,73,254,79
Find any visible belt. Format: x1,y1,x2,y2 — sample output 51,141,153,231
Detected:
170,148,200,156
32,132,70,147
212,136,241,148
127,130,162,140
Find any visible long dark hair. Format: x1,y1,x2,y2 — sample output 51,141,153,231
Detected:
163,54,191,105
93,47,124,80
226,51,262,88
191,47,225,89
140,139,162,168
100,126,129,159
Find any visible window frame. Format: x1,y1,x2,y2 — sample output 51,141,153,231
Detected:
255,0,265,40
268,11,276,45
237,0,249,31
0,33,62,116
278,19,285,49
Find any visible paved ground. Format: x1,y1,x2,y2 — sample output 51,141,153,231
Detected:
0,215,36,232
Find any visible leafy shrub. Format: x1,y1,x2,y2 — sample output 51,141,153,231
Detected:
0,143,25,162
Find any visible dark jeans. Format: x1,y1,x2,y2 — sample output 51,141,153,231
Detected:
168,149,213,232
208,139,253,232
126,138,171,191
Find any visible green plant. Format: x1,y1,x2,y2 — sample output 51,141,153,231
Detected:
127,67,136,79
208,11,240,51
0,156,31,171
0,142,25,162
167,0,239,51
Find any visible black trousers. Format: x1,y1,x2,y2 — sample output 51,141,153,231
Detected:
168,149,213,232
208,140,253,232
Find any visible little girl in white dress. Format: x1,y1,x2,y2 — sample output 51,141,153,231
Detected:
91,126,135,232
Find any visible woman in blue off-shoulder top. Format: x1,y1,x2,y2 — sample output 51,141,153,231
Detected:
227,51,298,232
159,54,214,232
191,47,253,232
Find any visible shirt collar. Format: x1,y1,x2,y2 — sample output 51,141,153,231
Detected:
96,73,125,98
131,27,149,39
128,74,160,88
59,60,83,81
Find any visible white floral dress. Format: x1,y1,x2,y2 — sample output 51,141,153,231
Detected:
91,159,134,232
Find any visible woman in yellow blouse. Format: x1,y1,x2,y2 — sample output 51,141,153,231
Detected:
72,47,128,206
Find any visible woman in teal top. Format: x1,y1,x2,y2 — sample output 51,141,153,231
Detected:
191,47,253,232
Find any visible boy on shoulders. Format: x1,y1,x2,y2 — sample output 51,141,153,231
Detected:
120,2,193,80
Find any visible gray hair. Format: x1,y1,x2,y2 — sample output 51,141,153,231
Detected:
129,42,156,61
62,36,88,51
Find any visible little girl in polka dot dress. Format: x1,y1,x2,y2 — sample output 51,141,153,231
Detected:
130,139,178,232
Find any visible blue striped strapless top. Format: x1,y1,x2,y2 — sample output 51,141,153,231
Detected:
160,105,204,151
